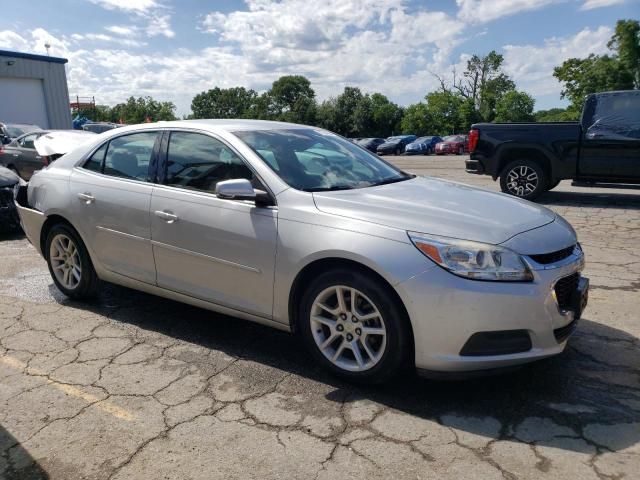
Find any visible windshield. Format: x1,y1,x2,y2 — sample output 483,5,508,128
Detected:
6,125,40,137
443,135,463,142
416,137,432,143
234,128,412,192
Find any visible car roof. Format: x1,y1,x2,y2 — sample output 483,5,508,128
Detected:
118,119,311,133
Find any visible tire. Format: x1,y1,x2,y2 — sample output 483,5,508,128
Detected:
458,146,464,155
298,269,411,384
499,160,548,201
395,147,401,156
45,223,99,299
548,179,561,190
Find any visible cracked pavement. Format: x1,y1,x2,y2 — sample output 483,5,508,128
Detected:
1,155,638,479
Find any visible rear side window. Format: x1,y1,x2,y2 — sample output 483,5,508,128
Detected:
586,94,640,141
103,132,157,181
19,133,38,149
84,143,108,172
165,131,254,193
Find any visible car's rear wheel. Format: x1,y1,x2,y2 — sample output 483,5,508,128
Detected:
298,269,411,384
395,146,401,155
46,223,99,299
499,160,548,201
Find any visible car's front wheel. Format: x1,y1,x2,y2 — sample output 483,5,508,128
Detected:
298,269,411,384
45,223,99,299
499,160,548,201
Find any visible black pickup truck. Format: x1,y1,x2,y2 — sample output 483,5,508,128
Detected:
466,90,640,200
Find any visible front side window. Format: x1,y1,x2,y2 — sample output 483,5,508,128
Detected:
165,131,254,193
103,132,157,181
19,133,38,149
234,128,411,192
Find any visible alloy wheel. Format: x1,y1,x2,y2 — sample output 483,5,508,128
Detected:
506,165,539,197
49,234,82,290
310,285,387,372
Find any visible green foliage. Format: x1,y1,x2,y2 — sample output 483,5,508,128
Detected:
190,87,258,119
108,96,177,124
534,107,580,122
269,75,317,124
424,91,464,135
554,19,639,110
400,103,431,135
494,90,535,122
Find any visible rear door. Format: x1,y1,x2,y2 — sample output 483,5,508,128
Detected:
69,131,160,284
150,129,278,318
579,92,640,180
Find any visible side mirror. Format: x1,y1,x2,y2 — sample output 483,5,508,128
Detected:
215,178,258,201
216,178,274,206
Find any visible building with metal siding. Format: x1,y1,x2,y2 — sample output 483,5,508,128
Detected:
0,50,72,129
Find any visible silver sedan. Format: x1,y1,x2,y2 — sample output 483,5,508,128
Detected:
15,120,589,383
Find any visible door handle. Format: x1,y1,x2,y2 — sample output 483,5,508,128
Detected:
77,192,95,204
154,210,178,223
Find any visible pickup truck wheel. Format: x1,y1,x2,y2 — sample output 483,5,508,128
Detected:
500,160,547,201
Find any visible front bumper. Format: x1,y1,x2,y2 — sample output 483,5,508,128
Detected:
397,251,587,372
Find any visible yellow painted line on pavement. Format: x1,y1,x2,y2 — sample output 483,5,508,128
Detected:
1,355,134,421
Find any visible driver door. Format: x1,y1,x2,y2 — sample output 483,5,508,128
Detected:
150,130,277,318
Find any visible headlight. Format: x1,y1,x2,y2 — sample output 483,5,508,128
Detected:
408,232,533,282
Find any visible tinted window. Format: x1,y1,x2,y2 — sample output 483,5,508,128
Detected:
104,132,157,181
234,128,411,192
19,133,38,149
84,142,108,172
166,131,254,193
586,94,640,141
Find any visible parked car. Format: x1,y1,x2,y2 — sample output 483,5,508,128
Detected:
376,135,417,155
82,122,123,134
404,136,443,155
0,123,42,144
16,120,588,383
0,165,21,231
0,130,49,180
467,90,640,200
435,135,468,155
355,138,385,153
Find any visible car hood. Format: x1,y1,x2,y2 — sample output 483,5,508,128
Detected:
312,176,556,245
378,141,400,148
34,130,96,156
405,142,423,148
438,141,459,146
0,166,19,187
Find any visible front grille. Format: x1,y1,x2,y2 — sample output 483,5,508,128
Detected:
0,187,13,209
530,245,576,265
554,273,580,310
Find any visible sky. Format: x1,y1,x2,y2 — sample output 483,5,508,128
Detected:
0,0,638,116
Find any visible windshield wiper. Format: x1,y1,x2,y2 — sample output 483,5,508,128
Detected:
303,185,355,192
369,174,415,187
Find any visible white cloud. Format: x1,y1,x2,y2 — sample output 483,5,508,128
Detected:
145,14,174,38
105,25,139,37
581,0,627,10
502,26,612,96
456,0,561,23
71,32,146,47
88,0,159,12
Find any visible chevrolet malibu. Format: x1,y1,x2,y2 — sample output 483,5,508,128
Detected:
15,120,589,383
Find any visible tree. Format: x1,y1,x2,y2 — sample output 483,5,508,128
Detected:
554,19,639,110
534,108,579,122
401,103,432,135
269,75,316,124
424,91,464,135
494,90,535,122
190,87,258,119
608,19,640,88
368,93,403,137
111,96,177,124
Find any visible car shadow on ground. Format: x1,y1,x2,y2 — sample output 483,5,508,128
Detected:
540,188,640,210
53,282,640,456
1,425,49,480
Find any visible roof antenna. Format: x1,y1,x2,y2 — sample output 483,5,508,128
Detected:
44,42,51,56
